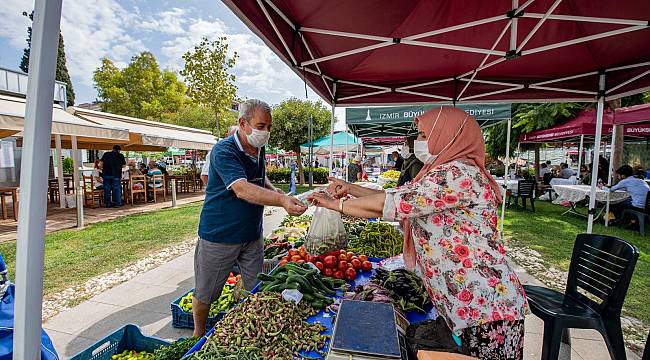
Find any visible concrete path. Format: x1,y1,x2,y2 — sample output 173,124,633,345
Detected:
43,208,642,359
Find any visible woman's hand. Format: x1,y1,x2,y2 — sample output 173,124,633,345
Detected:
306,191,339,211
327,177,351,199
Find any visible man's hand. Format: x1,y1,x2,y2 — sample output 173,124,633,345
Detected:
326,177,351,199
282,196,308,215
272,187,285,195
306,191,338,211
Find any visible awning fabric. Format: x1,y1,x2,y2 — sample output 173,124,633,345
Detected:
0,95,129,145
519,109,615,143
300,131,360,154
346,103,511,138
223,1,650,106
613,103,650,125
623,123,650,137
71,107,217,151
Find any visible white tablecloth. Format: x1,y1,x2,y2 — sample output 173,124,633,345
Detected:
549,176,578,186
551,184,629,204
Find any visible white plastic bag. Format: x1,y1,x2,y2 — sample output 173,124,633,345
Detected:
305,207,347,255
64,194,76,208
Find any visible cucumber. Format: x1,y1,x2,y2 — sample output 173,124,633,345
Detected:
257,273,275,282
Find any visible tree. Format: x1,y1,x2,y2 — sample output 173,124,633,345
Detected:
269,98,332,184
181,37,238,138
20,11,75,106
93,52,187,120
161,103,238,133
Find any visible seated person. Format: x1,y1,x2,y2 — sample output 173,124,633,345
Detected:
146,161,163,200
539,162,551,180
606,165,650,221
139,163,148,176
559,163,574,179
91,160,103,189
128,161,144,190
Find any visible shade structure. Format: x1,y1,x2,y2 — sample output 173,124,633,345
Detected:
0,95,129,145
346,103,511,138
613,103,650,125
223,1,650,106
519,108,615,143
300,131,359,154
70,107,217,151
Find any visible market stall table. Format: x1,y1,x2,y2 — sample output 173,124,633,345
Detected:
551,184,628,219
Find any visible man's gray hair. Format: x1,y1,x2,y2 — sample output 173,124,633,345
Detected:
239,99,271,122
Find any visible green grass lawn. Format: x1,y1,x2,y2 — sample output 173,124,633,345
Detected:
273,183,314,195
503,200,650,324
0,203,202,295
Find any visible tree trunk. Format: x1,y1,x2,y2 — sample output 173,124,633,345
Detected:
534,144,540,180
608,98,624,178
215,111,221,139
296,151,305,185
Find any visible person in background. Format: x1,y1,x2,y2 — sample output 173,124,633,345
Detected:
347,156,362,182
91,160,103,189
139,163,148,176
314,159,320,168
146,161,163,201
606,165,650,222
309,107,528,359
539,162,551,179
391,151,404,171
633,165,647,179
100,145,126,208
579,164,590,184
193,99,307,336
397,135,424,186
559,163,574,179
127,160,141,176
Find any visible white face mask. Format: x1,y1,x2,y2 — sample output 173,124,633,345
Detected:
245,127,270,148
400,145,410,158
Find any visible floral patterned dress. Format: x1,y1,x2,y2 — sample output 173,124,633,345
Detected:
383,160,528,358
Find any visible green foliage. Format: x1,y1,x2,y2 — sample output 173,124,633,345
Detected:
267,167,328,184
161,103,237,134
20,11,75,106
62,157,73,175
180,37,237,138
512,102,584,134
93,52,187,120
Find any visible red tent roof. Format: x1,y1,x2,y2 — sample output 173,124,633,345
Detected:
224,1,650,106
519,108,615,142
613,103,650,125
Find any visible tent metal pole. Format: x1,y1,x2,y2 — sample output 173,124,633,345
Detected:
330,102,335,176
604,125,617,227
577,134,584,179
13,0,62,357
515,142,521,175
587,73,606,233
345,127,349,180
55,134,65,208
72,136,84,228
500,118,512,236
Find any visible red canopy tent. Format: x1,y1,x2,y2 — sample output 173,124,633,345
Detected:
519,108,615,143
12,1,650,354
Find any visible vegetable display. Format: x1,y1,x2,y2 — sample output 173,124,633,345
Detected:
381,170,401,181
371,268,431,313
257,262,344,309
266,227,307,245
342,216,367,243
111,350,153,360
202,292,329,359
179,284,236,316
154,337,200,360
312,249,372,281
185,343,261,360
348,222,403,258
340,282,405,316
280,215,312,228
383,181,397,189
264,241,290,259
278,245,311,266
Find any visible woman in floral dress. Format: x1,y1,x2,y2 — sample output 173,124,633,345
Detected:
308,107,528,360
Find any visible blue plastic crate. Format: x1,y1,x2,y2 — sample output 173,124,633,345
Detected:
170,288,227,329
69,324,169,360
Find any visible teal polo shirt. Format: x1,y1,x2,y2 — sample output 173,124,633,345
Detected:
198,132,266,243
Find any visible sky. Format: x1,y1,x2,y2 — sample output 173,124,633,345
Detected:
0,0,346,129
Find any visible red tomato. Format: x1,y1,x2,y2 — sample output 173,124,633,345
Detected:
279,259,288,266
324,255,338,268
350,256,359,262
324,268,334,277
291,255,302,262
351,259,361,269
334,270,344,279
297,259,305,264
358,255,368,263
338,253,348,261
339,249,347,256
338,260,348,271
346,252,355,261
288,249,299,257
281,256,289,262
315,261,325,272
361,261,373,272
347,263,353,268
345,268,357,281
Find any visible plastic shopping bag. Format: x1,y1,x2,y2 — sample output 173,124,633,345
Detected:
305,207,347,255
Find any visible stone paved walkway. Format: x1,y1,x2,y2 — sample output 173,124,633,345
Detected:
0,191,206,242
42,208,642,359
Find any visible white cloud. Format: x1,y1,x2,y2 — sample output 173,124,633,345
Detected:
139,7,188,35
0,0,34,50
